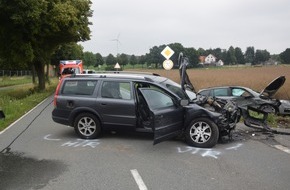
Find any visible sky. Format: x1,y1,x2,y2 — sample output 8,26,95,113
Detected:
79,0,290,56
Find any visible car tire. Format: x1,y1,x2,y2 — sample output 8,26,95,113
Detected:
74,113,101,139
185,118,219,148
259,104,277,114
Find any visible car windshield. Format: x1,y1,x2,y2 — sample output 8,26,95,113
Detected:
62,68,81,75
159,78,189,100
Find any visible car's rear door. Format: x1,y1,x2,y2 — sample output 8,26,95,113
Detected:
97,80,136,129
138,88,184,145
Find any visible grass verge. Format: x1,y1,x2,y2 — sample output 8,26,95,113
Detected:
0,78,58,131
0,76,32,87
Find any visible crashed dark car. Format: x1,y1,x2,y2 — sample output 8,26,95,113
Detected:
197,75,286,114
52,67,241,148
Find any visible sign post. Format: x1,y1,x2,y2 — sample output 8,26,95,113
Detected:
161,46,174,73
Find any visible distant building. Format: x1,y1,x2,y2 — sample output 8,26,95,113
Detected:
205,54,217,64
217,60,224,66
199,54,223,66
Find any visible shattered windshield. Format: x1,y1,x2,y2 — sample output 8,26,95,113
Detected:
160,79,189,99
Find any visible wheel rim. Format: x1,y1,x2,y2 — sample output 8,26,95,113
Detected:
189,121,212,144
77,117,97,137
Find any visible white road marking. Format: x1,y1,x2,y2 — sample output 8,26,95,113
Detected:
273,145,290,154
44,134,61,141
131,169,148,190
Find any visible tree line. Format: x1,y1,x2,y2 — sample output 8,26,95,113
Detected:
65,43,290,69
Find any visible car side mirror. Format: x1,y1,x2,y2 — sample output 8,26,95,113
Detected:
180,99,189,106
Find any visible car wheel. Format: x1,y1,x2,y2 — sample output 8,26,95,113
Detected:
259,104,277,114
185,118,219,148
74,113,101,139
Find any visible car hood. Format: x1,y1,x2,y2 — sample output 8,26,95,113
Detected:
260,76,286,98
178,53,196,93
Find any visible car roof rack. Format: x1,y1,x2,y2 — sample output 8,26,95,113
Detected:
70,71,160,78
89,71,160,76
69,71,161,82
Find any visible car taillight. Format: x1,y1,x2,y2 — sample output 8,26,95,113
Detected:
54,79,63,107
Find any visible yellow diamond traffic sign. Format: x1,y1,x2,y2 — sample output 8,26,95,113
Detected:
161,46,174,60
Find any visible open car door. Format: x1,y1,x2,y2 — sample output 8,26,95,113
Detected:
138,88,184,145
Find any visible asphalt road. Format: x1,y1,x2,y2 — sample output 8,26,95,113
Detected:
0,95,290,190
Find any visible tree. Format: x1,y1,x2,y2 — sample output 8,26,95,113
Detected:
147,46,164,68
118,53,128,67
51,43,83,67
95,53,104,67
184,47,199,67
129,55,138,68
245,46,255,64
83,51,97,68
235,47,245,64
255,49,270,64
106,54,117,65
139,55,147,68
0,0,92,90
211,48,223,61
226,46,237,65
279,48,290,64
197,48,206,56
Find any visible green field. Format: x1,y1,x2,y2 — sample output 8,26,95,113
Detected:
0,77,58,131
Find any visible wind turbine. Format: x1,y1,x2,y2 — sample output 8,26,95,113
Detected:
111,33,121,57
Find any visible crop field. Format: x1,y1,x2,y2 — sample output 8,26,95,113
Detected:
129,65,290,100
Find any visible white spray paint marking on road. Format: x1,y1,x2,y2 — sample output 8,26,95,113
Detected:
201,149,221,159
177,143,243,159
44,134,100,148
131,169,148,190
44,134,61,141
226,143,243,150
61,139,100,148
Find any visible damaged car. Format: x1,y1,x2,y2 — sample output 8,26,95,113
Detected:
52,57,241,148
197,75,286,115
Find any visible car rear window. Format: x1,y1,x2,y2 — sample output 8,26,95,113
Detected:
62,80,97,95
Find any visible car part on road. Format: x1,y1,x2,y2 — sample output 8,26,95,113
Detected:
240,106,290,135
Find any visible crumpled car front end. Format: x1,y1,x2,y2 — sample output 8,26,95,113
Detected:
193,95,241,138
